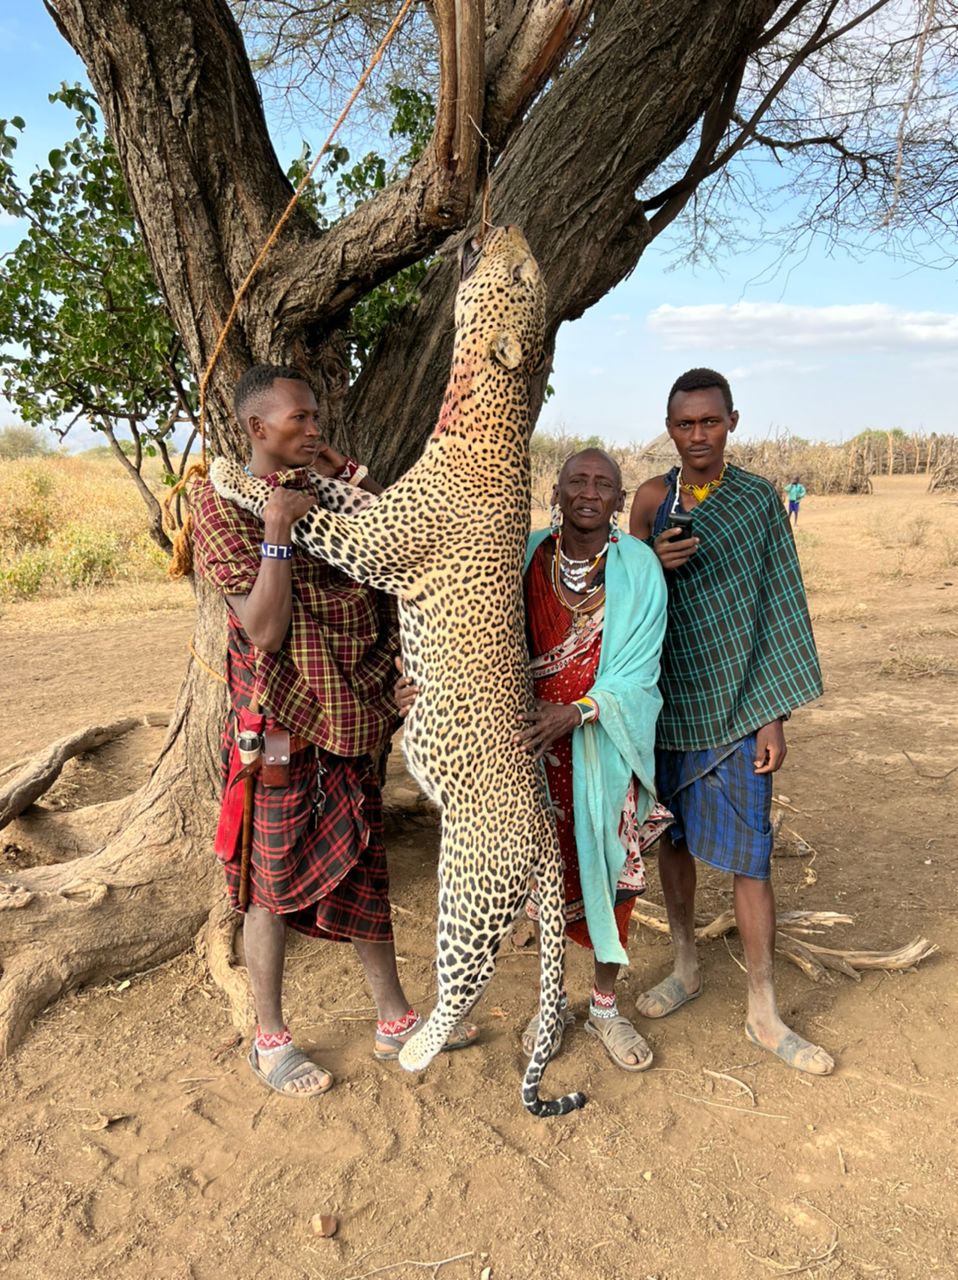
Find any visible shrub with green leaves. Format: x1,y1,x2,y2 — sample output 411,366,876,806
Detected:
0,424,54,461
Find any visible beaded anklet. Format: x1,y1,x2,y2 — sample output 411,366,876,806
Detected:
590,987,618,1020
376,1008,418,1038
255,1024,293,1054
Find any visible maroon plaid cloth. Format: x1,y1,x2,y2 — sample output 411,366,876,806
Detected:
192,469,398,759
193,466,397,941
220,716,392,941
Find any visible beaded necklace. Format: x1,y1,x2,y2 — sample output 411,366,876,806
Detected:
551,539,606,633
557,539,608,594
679,462,727,504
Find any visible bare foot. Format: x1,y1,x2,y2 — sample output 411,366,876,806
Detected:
634,973,702,1019
745,1020,834,1076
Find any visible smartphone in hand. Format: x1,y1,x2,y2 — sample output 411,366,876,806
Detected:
668,510,695,539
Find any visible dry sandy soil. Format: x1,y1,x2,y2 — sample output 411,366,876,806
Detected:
0,474,955,1280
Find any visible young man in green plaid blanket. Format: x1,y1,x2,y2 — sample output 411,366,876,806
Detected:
629,368,832,1075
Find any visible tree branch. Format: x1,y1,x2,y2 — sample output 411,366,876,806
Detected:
270,0,486,329
641,0,897,237
99,416,172,552
484,0,594,150
346,0,784,480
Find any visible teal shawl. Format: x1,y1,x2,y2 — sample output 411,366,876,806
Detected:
526,531,667,964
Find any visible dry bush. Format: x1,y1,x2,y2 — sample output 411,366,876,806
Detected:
0,454,168,602
929,437,958,493
616,432,875,497
940,535,958,569
810,600,870,624
728,438,872,495
868,513,932,551
879,646,957,679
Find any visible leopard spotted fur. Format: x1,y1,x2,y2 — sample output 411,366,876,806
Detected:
211,226,585,1117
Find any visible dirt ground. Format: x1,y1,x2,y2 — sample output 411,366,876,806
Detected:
0,474,955,1280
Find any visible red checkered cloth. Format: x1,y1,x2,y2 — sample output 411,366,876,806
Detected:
192,470,398,760
218,637,393,941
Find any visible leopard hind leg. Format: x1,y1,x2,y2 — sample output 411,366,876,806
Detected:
522,839,587,1118
398,892,506,1073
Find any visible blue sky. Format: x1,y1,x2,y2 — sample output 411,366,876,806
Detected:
2,4,955,449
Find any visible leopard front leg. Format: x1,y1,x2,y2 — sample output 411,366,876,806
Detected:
209,456,373,519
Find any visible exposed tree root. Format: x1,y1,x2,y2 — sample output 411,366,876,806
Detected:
631,901,938,982
0,718,144,828
4,797,131,865
198,896,253,1032
0,658,225,1059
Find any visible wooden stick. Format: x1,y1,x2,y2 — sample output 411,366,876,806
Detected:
238,694,261,911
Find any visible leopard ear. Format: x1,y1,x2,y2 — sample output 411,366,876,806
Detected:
491,330,522,369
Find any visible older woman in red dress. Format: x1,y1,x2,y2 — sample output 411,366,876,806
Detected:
516,449,669,1071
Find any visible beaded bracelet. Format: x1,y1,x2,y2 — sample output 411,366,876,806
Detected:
337,457,369,487
574,696,598,725
261,542,294,560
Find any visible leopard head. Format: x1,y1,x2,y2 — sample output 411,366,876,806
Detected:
455,225,546,380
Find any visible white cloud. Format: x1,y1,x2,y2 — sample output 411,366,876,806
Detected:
646,302,958,352
728,358,824,381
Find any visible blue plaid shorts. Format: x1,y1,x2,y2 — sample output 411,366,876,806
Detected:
656,735,773,880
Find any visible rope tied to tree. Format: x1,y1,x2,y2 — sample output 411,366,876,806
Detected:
163,0,417,580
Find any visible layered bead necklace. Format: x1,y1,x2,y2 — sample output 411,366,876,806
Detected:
557,540,608,594
552,537,607,632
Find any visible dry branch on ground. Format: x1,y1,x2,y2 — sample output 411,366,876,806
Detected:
631,901,937,983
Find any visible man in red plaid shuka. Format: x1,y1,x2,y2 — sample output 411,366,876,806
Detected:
192,365,478,1099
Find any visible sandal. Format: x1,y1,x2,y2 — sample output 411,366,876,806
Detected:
520,1005,575,1058
634,974,702,1020
374,1015,480,1061
248,1044,334,1097
584,1015,653,1072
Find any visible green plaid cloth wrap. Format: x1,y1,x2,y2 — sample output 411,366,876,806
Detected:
652,465,822,750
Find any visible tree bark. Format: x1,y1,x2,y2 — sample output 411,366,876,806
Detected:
4,0,805,1054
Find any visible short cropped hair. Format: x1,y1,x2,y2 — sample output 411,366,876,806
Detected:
234,363,311,424
559,447,623,490
667,367,733,415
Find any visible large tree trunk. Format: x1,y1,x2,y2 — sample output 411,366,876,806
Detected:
1,0,789,1053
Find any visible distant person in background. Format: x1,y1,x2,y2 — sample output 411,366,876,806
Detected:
786,477,807,525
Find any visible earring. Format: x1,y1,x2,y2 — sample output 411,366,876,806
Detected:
609,510,620,543
550,502,562,539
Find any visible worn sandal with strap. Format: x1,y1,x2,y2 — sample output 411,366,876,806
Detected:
374,1016,480,1061
520,1005,575,1058
248,1044,334,1097
584,1015,653,1072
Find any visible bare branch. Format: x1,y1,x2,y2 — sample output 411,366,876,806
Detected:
270,0,486,327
